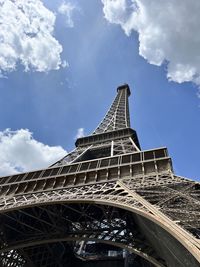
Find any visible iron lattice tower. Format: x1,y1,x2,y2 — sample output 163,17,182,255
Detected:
0,85,200,267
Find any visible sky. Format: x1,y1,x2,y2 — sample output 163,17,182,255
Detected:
0,0,200,181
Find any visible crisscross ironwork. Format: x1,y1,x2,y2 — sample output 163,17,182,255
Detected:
0,85,200,267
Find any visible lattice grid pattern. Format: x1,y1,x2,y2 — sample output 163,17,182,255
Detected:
0,85,200,266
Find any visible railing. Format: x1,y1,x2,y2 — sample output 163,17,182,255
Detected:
0,148,171,189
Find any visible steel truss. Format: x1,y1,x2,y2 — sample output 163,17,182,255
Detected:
0,85,200,267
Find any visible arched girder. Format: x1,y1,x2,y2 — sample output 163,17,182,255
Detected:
0,181,200,267
0,237,164,267
0,202,165,267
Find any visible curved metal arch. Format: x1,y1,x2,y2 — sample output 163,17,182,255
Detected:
0,236,163,267
1,186,200,265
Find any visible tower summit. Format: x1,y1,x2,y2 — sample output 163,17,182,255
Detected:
0,85,200,267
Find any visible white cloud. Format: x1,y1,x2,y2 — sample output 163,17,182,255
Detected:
61,60,69,68
0,0,66,75
75,128,85,139
0,129,67,176
102,0,200,87
58,1,76,28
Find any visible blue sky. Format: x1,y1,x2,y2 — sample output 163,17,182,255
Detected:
0,0,200,180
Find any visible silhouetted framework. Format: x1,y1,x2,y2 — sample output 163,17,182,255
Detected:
0,84,200,267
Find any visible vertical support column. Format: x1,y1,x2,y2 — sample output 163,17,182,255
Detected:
111,141,114,157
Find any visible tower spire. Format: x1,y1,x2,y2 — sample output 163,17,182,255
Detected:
93,84,131,134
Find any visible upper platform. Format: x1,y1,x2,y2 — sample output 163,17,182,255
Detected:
117,84,131,96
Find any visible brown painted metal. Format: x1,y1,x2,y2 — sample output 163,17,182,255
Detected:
0,84,200,267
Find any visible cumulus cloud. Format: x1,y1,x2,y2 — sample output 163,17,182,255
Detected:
75,128,85,139
0,129,67,176
58,1,76,28
0,0,66,75
102,0,200,86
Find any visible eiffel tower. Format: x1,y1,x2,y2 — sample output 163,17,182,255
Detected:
0,84,200,267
